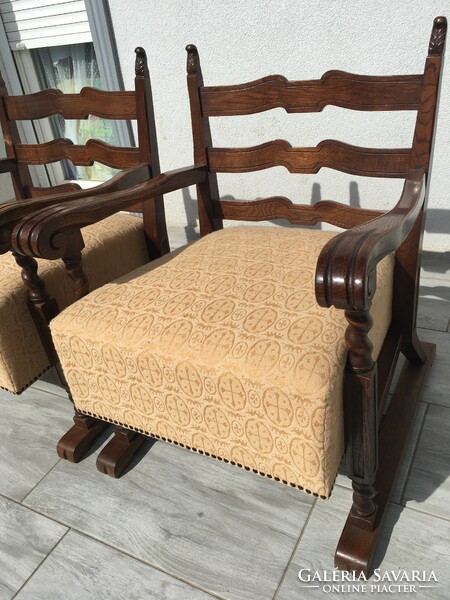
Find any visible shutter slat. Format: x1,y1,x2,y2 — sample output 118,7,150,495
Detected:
0,0,92,49
2,1,86,22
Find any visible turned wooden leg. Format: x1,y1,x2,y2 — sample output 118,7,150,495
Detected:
57,410,110,463
96,426,154,478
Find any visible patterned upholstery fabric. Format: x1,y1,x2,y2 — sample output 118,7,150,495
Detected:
51,226,394,497
0,213,149,393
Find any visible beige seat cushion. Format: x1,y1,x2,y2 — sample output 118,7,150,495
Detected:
51,226,394,497
0,213,149,393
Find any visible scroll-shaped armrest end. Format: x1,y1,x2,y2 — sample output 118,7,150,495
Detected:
315,169,426,311
12,165,207,260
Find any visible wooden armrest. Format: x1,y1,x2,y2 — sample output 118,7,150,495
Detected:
0,165,152,254
0,158,17,174
315,169,426,311
12,165,207,260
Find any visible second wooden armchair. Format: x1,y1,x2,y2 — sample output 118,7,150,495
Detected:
11,17,446,574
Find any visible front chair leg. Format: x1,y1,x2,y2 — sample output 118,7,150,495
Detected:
96,426,153,478
57,409,110,463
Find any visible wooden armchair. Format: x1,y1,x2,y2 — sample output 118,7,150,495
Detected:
0,48,167,457
11,17,446,574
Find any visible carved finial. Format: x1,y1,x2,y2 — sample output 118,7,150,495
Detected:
135,47,147,77
429,16,447,55
186,44,199,75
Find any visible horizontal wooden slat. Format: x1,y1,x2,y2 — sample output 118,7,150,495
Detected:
27,182,82,197
215,197,382,228
16,139,140,169
6,21,91,42
208,139,411,178
6,88,137,120
4,12,88,34
201,71,423,115
1,1,85,22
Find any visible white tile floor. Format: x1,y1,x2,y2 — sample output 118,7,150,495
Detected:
0,228,449,599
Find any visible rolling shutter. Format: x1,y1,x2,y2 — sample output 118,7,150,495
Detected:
0,0,92,50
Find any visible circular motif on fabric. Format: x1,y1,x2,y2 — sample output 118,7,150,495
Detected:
244,281,276,303
263,388,294,427
248,389,261,408
206,274,237,295
232,341,248,359
285,290,316,312
156,422,178,441
163,291,196,315
209,258,238,272
137,354,163,387
102,345,126,378
192,300,207,311
283,269,312,287
70,338,93,369
230,445,256,468
169,270,200,290
155,397,165,412
281,251,308,267
127,287,160,310
243,307,277,334
311,406,326,442
191,408,202,423
130,383,154,414
290,438,321,477
275,437,288,454
97,374,120,405
272,462,298,484
244,263,274,279
123,314,154,343
288,317,323,345
204,406,231,439
279,353,295,372
163,366,176,384
245,419,274,454
246,247,273,261
232,420,244,436
231,308,247,322
203,329,235,362
192,432,216,455
295,352,331,394
189,331,204,349
204,377,216,395
218,373,246,411
176,362,203,398
87,307,118,334
202,298,235,323
93,286,123,305
296,406,309,428
321,328,339,344
68,370,89,399
160,320,193,350
166,394,191,426
246,339,281,375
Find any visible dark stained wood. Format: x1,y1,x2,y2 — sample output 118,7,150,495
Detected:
216,197,382,228
28,182,82,197
201,71,423,116
186,44,223,235
9,17,446,577
134,47,169,258
15,138,141,169
11,165,206,259
208,139,411,177
57,413,110,463
96,426,154,477
5,88,137,121
315,170,425,311
0,157,17,173
336,341,436,574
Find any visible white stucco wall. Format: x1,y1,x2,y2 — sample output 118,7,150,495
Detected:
108,0,450,250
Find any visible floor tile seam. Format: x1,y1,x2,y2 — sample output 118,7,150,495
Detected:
9,516,229,600
399,502,450,523
271,499,317,599
398,402,430,506
29,384,69,400
10,529,70,599
19,458,64,504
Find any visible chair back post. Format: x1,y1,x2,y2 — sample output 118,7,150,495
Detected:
0,70,33,199
186,45,223,235
134,47,169,258
393,15,447,364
